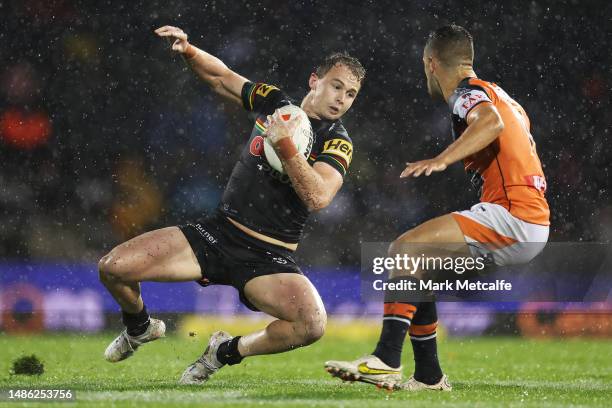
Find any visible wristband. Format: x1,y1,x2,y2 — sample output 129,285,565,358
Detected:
184,44,198,60
274,138,299,160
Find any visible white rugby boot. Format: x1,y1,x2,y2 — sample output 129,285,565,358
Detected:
399,374,452,391
325,355,402,390
104,318,166,363
179,330,233,385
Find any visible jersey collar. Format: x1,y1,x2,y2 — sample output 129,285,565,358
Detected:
308,116,340,133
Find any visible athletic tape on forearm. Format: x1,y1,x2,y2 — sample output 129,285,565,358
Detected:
275,138,299,161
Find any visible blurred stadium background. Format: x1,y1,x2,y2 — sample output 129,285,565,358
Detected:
1,0,611,341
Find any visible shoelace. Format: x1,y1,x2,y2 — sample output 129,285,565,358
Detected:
116,331,136,353
195,354,219,372
124,326,153,349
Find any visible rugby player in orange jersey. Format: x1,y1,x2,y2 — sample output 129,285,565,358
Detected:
325,25,549,391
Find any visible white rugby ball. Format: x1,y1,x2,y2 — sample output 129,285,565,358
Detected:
264,105,314,174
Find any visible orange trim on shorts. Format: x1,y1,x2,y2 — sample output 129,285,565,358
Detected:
452,213,517,249
384,303,417,318
409,322,438,336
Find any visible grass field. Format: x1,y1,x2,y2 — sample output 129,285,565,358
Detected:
1,329,611,407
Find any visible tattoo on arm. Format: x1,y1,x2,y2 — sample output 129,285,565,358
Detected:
282,155,336,211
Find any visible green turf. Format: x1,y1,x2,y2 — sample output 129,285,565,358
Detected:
0,332,610,407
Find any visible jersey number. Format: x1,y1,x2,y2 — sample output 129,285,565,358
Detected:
494,84,538,157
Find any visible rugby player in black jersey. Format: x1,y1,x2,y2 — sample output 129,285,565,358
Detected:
98,25,365,384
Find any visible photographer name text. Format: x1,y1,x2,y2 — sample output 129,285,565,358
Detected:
373,279,512,291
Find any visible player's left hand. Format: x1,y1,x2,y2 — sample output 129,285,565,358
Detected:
400,157,447,178
154,26,190,54
264,110,301,146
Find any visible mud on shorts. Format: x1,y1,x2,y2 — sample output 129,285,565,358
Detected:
178,211,302,311
452,202,550,267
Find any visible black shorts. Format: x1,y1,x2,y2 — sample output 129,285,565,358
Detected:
178,211,302,311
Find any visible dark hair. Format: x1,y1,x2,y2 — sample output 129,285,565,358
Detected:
425,24,474,66
316,52,366,83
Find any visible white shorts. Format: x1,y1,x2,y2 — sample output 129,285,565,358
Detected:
452,202,549,267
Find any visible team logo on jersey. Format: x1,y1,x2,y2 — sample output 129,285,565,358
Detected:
322,138,353,167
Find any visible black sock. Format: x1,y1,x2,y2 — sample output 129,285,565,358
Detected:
372,302,416,368
122,305,150,337
373,318,409,368
410,302,442,385
216,336,243,366
372,276,435,368
411,336,443,385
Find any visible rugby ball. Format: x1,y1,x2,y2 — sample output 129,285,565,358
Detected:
264,105,314,174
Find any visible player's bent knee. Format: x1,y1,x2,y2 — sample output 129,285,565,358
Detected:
388,229,426,256
98,254,113,282
98,251,136,283
299,308,327,345
388,234,415,258
300,319,325,345
387,239,402,258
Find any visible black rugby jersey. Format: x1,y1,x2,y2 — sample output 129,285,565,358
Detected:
218,81,354,244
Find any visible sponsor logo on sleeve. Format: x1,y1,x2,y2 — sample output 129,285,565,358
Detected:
322,138,353,167
255,83,278,98
453,89,491,118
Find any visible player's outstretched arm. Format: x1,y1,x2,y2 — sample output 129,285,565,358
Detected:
401,103,504,178
265,111,342,211
154,25,248,105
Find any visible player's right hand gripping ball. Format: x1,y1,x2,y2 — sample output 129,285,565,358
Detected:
264,105,314,173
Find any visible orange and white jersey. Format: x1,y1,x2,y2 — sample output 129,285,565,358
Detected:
448,78,550,226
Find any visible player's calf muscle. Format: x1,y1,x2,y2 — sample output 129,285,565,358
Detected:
242,274,327,350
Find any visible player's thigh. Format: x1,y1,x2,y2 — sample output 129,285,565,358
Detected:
99,226,201,282
243,273,326,324
390,214,471,278
396,213,467,244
